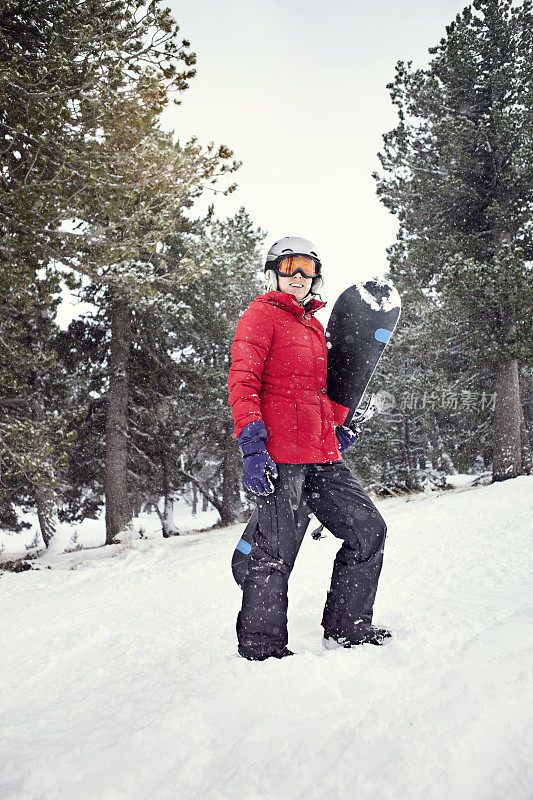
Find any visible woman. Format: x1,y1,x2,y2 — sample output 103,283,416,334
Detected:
228,236,390,661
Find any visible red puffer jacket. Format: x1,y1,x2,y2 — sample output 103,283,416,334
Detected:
228,290,349,464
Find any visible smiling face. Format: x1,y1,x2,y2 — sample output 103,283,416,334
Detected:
277,273,313,302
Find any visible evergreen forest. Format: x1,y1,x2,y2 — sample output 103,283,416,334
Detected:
1,0,531,552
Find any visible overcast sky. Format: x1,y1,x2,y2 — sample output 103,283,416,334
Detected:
160,0,467,306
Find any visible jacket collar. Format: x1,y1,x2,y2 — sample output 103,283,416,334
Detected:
259,290,326,318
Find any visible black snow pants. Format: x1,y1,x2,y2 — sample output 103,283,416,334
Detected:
236,461,387,659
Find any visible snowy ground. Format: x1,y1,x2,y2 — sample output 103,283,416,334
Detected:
1,476,532,800
0,500,221,558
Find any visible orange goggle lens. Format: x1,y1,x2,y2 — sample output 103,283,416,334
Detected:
277,255,318,278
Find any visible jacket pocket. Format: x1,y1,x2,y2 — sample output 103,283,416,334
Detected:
261,396,297,441
296,402,322,445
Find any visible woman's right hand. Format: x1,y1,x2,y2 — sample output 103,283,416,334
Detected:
242,451,278,495
237,420,278,495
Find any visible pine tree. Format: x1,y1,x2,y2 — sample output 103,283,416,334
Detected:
374,0,533,482
0,269,77,541
0,0,198,272
132,208,265,527
57,210,264,534
1,1,239,544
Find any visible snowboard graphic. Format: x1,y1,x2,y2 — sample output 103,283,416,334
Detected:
231,280,401,588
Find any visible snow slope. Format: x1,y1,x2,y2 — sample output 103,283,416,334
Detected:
1,477,532,800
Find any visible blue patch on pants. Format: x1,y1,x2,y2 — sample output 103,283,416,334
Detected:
374,328,392,343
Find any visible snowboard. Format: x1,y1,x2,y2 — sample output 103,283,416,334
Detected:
231,280,401,589
326,280,401,426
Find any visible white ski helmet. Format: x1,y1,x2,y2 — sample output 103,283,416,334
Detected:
264,236,324,295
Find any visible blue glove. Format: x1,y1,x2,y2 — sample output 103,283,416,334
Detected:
336,425,360,453
237,420,278,495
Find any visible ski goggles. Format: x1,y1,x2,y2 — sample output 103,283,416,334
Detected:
272,254,321,279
